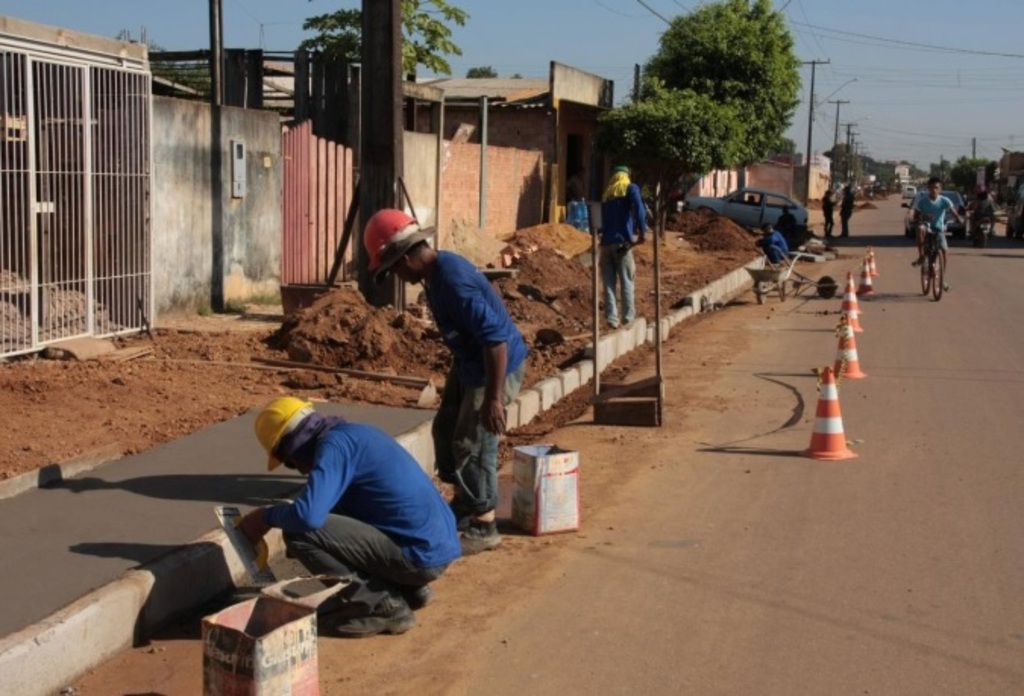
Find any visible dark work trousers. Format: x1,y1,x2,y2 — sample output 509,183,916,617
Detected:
284,515,448,613
433,363,526,516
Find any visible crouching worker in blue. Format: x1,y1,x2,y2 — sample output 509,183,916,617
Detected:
756,223,790,265
238,397,461,638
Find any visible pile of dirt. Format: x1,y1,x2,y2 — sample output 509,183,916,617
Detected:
270,287,448,380
446,220,507,268
668,209,758,253
859,201,878,210
506,223,594,259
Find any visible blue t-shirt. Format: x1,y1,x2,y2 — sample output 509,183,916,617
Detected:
425,251,528,387
600,183,647,246
264,423,461,569
915,195,954,233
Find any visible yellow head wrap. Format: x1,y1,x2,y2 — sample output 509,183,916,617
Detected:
603,171,631,202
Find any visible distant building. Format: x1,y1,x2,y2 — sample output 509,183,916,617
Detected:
894,163,911,185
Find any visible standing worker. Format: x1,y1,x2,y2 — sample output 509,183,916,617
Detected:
238,397,461,638
822,189,836,238
599,166,647,329
839,185,855,238
363,209,528,555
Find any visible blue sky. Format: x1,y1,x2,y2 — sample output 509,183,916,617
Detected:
3,0,1022,169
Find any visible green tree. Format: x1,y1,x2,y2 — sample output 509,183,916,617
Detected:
949,156,995,192
645,0,800,165
301,0,468,76
466,65,497,78
596,78,745,227
773,137,797,156
929,157,952,182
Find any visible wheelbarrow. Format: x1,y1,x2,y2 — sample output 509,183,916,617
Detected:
746,254,839,305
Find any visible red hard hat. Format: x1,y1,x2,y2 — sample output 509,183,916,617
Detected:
362,209,431,279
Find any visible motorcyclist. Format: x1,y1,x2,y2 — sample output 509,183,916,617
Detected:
968,186,996,242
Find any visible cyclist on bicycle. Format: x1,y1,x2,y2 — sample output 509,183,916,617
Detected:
912,177,962,287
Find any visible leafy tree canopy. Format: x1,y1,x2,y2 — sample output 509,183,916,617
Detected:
949,156,995,192
645,0,800,165
596,78,746,209
301,0,468,76
466,65,497,78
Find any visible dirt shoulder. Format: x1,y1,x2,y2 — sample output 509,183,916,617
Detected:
0,217,759,481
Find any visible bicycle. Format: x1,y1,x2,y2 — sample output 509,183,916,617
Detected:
917,219,945,301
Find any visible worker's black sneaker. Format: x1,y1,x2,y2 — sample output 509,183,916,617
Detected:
460,519,501,556
332,597,416,638
404,585,434,611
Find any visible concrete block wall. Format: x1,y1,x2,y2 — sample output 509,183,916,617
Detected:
441,141,545,239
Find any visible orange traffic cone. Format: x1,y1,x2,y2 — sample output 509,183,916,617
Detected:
803,366,858,461
856,258,874,296
834,316,867,379
841,271,864,333
867,247,879,277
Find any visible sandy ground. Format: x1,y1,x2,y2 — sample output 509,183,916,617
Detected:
0,219,760,482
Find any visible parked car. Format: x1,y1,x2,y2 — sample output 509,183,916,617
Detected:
683,188,809,233
902,185,917,200
902,190,967,238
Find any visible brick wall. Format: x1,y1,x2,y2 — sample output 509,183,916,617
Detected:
441,141,545,242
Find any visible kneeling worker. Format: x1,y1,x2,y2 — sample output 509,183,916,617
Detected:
238,397,461,638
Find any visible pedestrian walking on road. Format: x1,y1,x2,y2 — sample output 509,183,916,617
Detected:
238,397,461,638
363,208,528,556
599,166,647,329
840,185,855,237
822,190,835,237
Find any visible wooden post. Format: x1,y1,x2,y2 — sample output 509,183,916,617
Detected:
358,0,403,308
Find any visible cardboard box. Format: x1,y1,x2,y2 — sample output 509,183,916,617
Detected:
511,445,580,535
202,596,320,695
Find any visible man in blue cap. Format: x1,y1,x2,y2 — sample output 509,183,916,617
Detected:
599,166,647,329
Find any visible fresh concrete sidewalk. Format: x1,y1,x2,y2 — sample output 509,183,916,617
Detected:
0,263,759,696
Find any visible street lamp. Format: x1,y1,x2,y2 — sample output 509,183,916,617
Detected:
818,77,858,108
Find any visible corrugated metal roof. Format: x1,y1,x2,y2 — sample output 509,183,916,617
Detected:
423,77,549,101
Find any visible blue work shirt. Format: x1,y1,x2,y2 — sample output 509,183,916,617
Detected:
264,423,461,569
600,183,647,246
914,195,955,233
758,230,790,264
425,251,528,388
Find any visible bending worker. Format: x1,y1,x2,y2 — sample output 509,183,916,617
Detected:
756,223,790,265
363,209,527,555
238,397,461,638
599,166,647,329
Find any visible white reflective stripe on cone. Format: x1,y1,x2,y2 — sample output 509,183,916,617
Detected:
813,417,845,434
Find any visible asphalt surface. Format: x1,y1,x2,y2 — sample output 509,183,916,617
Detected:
0,403,434,638
459,200,1024,694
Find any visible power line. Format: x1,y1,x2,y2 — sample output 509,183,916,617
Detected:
791,21,1024,59
634,0,672,25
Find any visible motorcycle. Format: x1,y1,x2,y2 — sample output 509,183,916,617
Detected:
972,215,993,248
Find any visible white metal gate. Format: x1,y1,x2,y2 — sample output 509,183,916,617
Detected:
0,29,151,358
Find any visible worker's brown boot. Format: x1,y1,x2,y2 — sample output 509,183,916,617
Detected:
460,519,501,555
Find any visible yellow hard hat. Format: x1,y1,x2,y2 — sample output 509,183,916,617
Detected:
255,397,314,470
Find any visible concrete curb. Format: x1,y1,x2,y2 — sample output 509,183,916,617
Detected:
0,263,756,695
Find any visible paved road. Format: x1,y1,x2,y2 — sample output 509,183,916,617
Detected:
75,198,1024,694
464,198,1024,695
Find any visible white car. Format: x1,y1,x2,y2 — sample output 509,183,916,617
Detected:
902,185,917,200
683,188,808,232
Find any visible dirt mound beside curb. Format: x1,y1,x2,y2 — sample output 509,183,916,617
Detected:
668,209,758,253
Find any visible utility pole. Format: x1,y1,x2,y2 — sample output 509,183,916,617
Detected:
633,64,641,102
972,137,977,159
829,100,849,152
802,59,830,206
845,123,855,183
359,0,404,307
